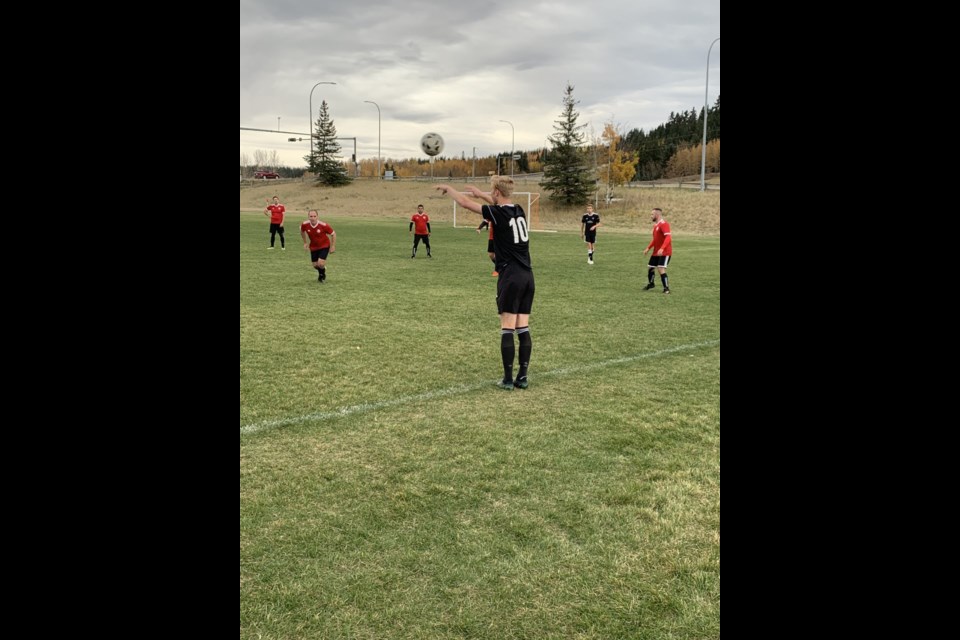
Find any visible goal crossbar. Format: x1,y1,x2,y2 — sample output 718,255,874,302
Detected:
453,192,543,230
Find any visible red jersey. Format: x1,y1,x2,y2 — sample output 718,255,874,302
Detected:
300,220,334,250
411,213,430,235
266,204,285,224
646,219,672,256
479,220,494,239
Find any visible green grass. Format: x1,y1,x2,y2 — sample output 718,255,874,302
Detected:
240,213,720,639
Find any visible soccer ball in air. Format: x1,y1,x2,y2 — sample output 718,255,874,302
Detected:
420,132,445,157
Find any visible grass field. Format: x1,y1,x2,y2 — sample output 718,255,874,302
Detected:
240,208,720,639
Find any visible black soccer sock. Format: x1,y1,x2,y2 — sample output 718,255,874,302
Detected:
516,327,531,379
589,251,594,259
660,273,669,289
315,265,323,280
500,329,515,381
648,268,655,284
270,231,275,247
278,230,285,248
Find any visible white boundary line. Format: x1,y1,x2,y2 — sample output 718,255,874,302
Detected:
240,339,719,436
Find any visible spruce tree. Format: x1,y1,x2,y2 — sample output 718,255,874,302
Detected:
304,100,351,187
542,84,593,205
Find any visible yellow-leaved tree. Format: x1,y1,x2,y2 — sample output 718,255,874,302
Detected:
602,123,638,202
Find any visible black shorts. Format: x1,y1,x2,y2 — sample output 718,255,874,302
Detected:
310,247,331,261
647,255,671,268
584,231,597,243
270,223,284,233
487,239,495,253
496,265,535,315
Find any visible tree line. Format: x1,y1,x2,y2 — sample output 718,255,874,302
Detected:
241,88,720,198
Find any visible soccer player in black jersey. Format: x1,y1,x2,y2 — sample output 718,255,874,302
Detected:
580,204,601,264
437,176,534,390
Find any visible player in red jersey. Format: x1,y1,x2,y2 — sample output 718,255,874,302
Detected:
263,196,286,250
476,220,498,276
409,204,432,258
300,210,336,283
642,207,672,293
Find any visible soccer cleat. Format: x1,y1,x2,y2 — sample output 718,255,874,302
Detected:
411,255,416,259
492,271,499,277
281,247,286,251
643,283,656,291
663,288,670,294
513,376,528,389
268,247,274,250
497,379,514,390
588,259,594,265
318,272,323,282
428,254,432,258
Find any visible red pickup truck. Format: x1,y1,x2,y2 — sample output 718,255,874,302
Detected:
254,170,280,179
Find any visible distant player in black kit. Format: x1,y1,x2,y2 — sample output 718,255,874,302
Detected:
580,203,601,264
476,219,497,276
437,176,534,390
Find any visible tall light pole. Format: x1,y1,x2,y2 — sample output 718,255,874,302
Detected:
499,120,514,177
277,116,281,132
700,38,720,191
363,100,381,179
309,81,337,167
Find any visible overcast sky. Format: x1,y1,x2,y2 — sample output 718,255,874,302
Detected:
240,0,720,169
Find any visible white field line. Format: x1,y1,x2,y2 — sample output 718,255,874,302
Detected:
240,339,719,435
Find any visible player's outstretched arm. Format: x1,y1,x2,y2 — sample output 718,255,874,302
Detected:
465,186,495,204
436,184,482,213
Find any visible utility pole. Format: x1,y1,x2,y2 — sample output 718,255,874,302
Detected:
700,38,720,191
499,120,515,177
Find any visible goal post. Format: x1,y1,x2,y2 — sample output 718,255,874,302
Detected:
453,192,543,231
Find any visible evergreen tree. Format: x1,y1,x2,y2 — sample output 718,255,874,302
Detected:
304,100,351,187
620,94,721,181
542,84,593,205
708,94,720,140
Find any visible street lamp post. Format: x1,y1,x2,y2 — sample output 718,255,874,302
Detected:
700,38,720,192
499,120,514,177
363,100,381,179
309,81,337,168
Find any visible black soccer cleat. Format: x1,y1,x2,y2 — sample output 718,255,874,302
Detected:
497,379,514,391
643,283,656,290
513,376,528,389
663,288,670,294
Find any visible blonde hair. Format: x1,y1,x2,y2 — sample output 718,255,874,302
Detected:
489,175,515,198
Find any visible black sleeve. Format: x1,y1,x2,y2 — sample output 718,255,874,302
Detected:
426,222,431,233
409,221,413,231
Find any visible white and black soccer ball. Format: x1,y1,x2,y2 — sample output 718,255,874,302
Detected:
420,132,445,157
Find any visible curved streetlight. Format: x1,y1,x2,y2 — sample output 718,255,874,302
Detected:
499,120,515,177
700,38,720,191
309,82,337,166
363,100,381,179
